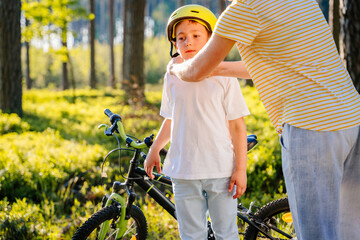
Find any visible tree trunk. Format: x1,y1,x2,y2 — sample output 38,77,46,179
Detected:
203,0,211,9
329,0,340,51
177,0,185,8
109,0,116,88
67,52,76,103
218,0,226,15
0,0,23,116
89,0,96,89
339,0,360,93
61,39,69,90
25,17,32,90
100,0,106,42
122,0,146,106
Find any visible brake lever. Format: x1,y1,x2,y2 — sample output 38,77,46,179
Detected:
104,128,113,136
98,123,112,136
98,122,118,136
98,123,109,129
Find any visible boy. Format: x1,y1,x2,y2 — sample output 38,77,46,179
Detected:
145,5,250,240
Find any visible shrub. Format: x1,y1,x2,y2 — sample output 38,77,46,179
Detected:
0,112,30,134
0,129,105,203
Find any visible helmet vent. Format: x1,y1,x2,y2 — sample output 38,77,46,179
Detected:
190,10,199,13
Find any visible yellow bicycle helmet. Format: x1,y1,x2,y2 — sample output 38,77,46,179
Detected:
166,4,217,57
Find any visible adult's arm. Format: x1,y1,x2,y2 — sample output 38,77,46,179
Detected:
212,61,251,79
167,34,251,81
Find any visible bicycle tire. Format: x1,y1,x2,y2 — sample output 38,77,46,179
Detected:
243,197,295,240
72,205,148,240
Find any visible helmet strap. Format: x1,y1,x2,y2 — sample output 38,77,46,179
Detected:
170,43,179,58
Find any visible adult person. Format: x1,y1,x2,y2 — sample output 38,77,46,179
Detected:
167,1,360,239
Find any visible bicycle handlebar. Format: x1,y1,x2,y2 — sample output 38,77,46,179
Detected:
104,109,148,149
103,109,168,156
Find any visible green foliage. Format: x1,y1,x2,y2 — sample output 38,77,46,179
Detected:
0,112,30,134
142,197,179,239
0,87,285,239
145,36,169,84
22,0,91,63
0,198,60,239
0,129,105,203
23,0,90,39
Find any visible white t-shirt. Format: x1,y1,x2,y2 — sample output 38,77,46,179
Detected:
160,73,250,179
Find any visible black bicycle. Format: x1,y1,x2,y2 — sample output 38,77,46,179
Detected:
72,109,295,240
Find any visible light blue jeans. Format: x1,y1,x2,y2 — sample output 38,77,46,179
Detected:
281,123,360,240
172,178,239,240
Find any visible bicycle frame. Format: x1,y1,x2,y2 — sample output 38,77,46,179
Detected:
101,148,291,240
126,149,176,218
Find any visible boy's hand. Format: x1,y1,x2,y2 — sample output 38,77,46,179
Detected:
144,149,162,180
228,169,247,199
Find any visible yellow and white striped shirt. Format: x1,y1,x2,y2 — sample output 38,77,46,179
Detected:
214,0,360,133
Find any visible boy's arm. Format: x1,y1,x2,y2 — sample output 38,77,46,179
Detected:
144,118,171,179
228,117,248,199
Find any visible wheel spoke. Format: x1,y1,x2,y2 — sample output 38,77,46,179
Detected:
123,221,137,236
104,228,119,240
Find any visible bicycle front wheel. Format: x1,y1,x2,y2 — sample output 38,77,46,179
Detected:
243,197,295,240
72,205,148,240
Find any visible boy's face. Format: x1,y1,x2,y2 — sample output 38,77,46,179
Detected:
175,20,210,60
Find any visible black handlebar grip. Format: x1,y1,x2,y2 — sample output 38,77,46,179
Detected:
104,109,114,118
159,148,168,157
104,109,121,124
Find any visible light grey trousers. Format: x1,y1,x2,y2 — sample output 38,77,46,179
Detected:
172,178,239,240
281,124,360,240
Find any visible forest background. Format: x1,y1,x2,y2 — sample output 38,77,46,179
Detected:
0,0,359,239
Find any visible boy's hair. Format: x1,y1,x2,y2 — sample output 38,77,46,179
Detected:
166,4,217,57
174,19,212,39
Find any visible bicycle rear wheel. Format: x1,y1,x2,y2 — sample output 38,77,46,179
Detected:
72,205,147,240
243,197,295,240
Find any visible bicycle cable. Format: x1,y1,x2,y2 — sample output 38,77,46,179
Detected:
100,134,143,191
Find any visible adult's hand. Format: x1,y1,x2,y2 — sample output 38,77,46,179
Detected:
167,55,184,76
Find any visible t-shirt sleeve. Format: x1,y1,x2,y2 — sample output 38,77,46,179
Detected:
160,73,172,119
224,78,250,120
214,0,261,46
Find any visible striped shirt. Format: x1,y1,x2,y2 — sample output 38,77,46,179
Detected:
214,0,360,133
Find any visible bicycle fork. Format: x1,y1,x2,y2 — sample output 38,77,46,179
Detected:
98,182,129,240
